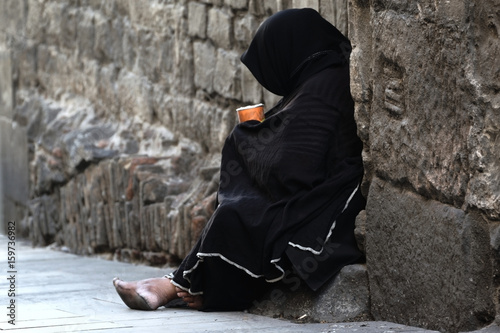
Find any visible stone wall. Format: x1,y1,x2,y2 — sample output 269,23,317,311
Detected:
349,0,500,332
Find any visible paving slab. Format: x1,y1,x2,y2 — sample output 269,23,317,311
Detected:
0,234,467,332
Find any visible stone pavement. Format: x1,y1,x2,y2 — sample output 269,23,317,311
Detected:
0,234,493,333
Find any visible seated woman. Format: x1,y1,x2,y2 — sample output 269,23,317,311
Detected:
113,7,365,312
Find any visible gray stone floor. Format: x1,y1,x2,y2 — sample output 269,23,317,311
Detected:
0,234,495,332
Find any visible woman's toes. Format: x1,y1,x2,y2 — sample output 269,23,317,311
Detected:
112,278,156,311
174,287,203,310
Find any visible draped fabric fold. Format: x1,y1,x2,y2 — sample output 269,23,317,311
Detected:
170,8,365,309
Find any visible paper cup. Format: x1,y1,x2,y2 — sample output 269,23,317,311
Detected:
236,103,265,123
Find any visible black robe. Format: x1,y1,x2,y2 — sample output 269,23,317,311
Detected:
170,8,364,310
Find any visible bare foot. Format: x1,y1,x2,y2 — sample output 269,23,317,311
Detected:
175,287,203,310
113,277,178,310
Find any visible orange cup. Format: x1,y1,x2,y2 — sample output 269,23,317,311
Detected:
236,103,265,123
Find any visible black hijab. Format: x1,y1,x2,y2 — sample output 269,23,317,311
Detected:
240,8,352,96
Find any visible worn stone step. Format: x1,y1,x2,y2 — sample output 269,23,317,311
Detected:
249,263,371,323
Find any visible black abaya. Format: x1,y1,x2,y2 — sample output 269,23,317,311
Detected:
169,8,364,310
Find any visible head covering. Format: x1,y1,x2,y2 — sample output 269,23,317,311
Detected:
241,8,352,96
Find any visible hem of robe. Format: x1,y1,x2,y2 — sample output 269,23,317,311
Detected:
169,184,362,295
287,184,359,255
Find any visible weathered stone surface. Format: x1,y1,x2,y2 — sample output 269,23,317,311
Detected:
188,2,207,38
225,0,248,10
0,0,25,46
77,9,96,59
60,6,78,50
250,264,371,323
366,177,495,332
29,193,60,246
193,41,216,92
349,0,500,329
214,48,241,99
207,7,233,49
0,118,30,231
0,48,29,234
464,1,500,222
172,37,194,95
234,14,258,44
0,50,13,117
137,28,161,82
354,210,366,254
371,14,469,206
117,71,153,122
489,222,500,324
350,0,500,215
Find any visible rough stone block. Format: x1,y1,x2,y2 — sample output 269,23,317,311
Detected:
366,10,471,208
13,42,37,88
207,7,233,49
0,50,13,117
470,0,500,102
60,6,78,50
122,201,133,248
199,100,229,151
159,33,174,77
193,41,216,92
128,1,151,26
208,105,233,152
354,209,366,253
214,48,241,100
188,2,207,38
117,70,153,122
97,64,119,115
0,0,26,40
141,178,169,205
112,201,125,249
0,117,29,233
94,202,108,250
171,37,194,95
25,0,44,40
250,264,371,323
464,1,500,221
234,14,258,44
137,28,160,82
292,0,319,11
264,0,280,13
29,193,59,246
225,0,248,10
121,19,137,71
158,95,193,141
93,12,113,62
140,204,155,251
248,0,265,16
366,177,495,332
320,0,348,36
76,8,95,59
34,45,51,89
5,123,29,203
